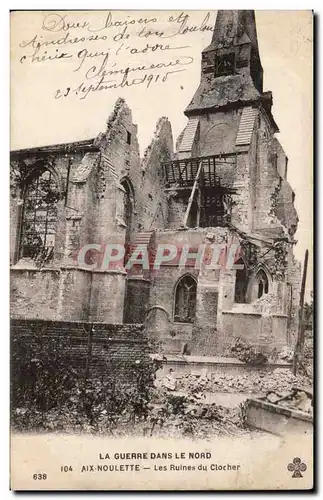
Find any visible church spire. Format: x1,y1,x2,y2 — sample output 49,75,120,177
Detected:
185,10,265,116
210,10,260,54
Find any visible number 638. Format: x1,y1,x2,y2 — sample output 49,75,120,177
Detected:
33,473,47,480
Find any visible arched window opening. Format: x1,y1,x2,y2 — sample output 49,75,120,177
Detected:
174,275,197,323
256,270,269,299
234,259,247,303
20,168,60,263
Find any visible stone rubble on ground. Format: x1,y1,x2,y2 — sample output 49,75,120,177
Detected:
262,388,313,415
152,366,313,435
157,368,311,395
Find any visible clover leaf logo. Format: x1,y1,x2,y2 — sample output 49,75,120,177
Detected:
287,457,307,478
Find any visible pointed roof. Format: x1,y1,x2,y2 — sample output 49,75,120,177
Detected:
185,10,270,116
203,10,260,53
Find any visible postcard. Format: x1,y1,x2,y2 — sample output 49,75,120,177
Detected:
10,10,313,490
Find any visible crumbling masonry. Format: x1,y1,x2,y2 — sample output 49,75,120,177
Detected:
10,11,301,363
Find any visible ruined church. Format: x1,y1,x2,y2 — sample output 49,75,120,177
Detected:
10,11,301,358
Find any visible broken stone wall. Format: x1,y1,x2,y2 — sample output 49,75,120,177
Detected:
252,112,288,231
10,149,96,321
275,178,299,237
139,117,173,231
94,98,141,246
10,99,175,325
96,101,173,240
86,100,142,323
10,152,85,266
231,151,252,231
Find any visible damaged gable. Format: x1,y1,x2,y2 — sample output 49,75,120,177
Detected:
139,116,174,230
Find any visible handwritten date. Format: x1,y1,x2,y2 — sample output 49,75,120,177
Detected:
16,10,212,100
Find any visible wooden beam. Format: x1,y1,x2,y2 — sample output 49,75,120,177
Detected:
183,161,203,227
196,187,202,227
293,249,309,375
164,187,192,192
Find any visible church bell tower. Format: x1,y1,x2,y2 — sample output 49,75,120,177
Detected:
186,10,264,115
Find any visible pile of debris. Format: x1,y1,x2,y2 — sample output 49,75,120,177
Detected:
148,380,253,438
261,387,313,415
163,368,311,395
230,337,268,364
150,366,313,437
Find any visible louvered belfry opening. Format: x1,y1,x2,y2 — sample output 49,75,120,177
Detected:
163,154,237,228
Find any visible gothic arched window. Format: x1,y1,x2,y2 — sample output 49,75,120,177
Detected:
20,167,60,262
256,270,269,299
174,275,197,323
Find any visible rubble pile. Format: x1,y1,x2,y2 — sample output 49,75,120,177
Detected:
159,368,311,395
230,338,268,364
228,338,296,365
302,335,314,379
150,367,312,437
262,388,313,415
148,386,251,438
